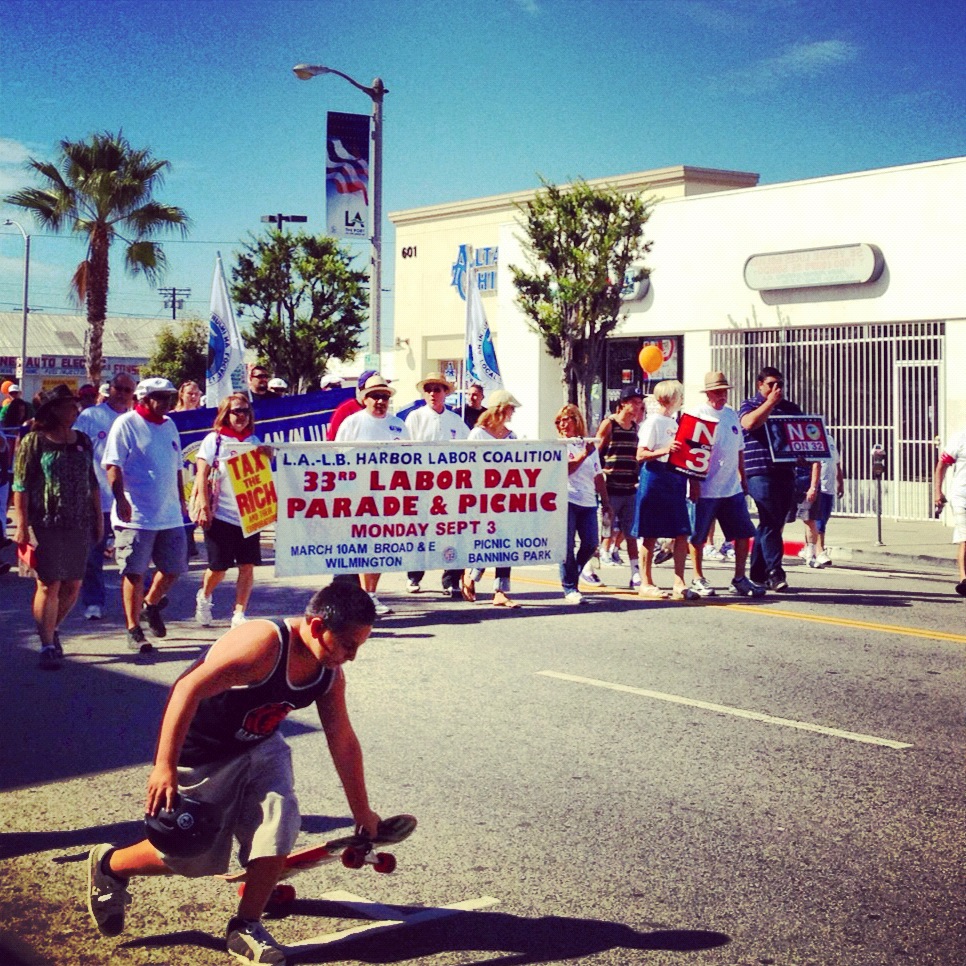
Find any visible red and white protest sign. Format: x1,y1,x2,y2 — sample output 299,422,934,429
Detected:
668,412,718,479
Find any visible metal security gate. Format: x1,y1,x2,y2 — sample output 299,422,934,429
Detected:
712,321,944,521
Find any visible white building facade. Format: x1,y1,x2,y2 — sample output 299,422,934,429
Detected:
389,156,966,521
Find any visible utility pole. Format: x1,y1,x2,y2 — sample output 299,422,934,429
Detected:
259,214,307,338
160,287,191,320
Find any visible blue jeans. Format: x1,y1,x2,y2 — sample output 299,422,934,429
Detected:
560,503,599,593
81,512,113,607
747,474,796,584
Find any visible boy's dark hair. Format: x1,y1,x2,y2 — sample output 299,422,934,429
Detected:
306,581,376,630
756,366,783,384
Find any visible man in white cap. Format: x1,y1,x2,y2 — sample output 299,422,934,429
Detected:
404,372,468,598
102,377,188,655
335,375,409,614
268,377,288,397
688,371,765,598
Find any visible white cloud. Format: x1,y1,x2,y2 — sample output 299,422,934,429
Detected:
0,138,36,201
512,0,540,14
713,39,860,93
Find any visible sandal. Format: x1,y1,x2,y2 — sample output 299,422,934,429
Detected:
637,584,669,600
493,592,520,608
460,573,476,602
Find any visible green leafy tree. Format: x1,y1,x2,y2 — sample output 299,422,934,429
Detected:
511,178,653,425
231,230,368,391
142,317,208,389
4,130,190,384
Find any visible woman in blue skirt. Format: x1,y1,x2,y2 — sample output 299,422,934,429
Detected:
632,380,697,600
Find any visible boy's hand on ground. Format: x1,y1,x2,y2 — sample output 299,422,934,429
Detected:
145,764,179,816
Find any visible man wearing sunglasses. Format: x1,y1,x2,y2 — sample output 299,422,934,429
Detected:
404,372,469,598
739,366,806,592
74,373,137,620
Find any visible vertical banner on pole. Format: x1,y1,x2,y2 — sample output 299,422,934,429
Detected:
326,111,370,239
206,252,247,406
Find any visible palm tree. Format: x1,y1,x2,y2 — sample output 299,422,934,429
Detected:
5,131,190,383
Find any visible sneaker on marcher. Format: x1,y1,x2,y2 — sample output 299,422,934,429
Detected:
629,571,642,589
706,545,727,563
721,542,736,560
87,844,131,937
580,567,603,586
38,644,62,670
797,546,812,561
405,579,421,594
368,593,392,616
602,549,622,566
812,552,832,568
231,611,247,629
731,576,767,597
226,917,287,965
126,625,147,651
142,601,167,638
690,577,717,598
84,604,103,620
195,590,214,626
564,590,585,605
766,575,789,592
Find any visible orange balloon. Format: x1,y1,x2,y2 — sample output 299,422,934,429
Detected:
1,380,12,396
638,344,664,375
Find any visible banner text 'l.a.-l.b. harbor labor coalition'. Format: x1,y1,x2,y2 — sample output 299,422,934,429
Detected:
274,439,569,577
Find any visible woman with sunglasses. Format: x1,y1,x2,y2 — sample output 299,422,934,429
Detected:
193,393,271,629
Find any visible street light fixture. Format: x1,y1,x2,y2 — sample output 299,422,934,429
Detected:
292,62,387,366
3,219,30,385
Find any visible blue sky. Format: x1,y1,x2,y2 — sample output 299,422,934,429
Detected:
1,0,963,334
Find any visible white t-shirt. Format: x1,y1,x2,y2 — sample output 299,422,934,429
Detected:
566,440,603,507
696,403,743,499
74,402,126,506
939,430,966,507
335,409,409,442
818,434,840,495
468,426,516,442
102,410,184,530
404,405,468,442
197,431,263,526
637,413,677,463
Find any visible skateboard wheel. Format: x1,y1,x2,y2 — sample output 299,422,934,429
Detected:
342,846,367,870
373,852,396,874
237,884,246,898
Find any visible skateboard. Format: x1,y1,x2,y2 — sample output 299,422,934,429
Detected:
220,814,417,916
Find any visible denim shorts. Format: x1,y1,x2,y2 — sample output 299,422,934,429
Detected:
691,492,756,545
114,525,188,577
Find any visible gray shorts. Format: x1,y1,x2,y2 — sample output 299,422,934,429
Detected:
158,733,301,877
607,491,638,537
114,525,188,577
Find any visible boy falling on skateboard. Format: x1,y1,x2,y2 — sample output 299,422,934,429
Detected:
86,582,380,965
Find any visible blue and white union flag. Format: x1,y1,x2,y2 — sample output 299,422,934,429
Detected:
206,252,247,406
465,268,503,398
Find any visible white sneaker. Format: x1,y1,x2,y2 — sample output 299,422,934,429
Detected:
629,570,642,589
230,611,247,628
369,593,392,616
564,590,585,605
226,916,286,965
580,568,603,586
194,591,213,627
405,579,421,594
84,604,102,620
690,577,717,598
602,549,622,566
811,552,832,568
797,546,811,560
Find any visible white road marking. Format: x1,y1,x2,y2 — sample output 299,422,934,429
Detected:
287,894,500,950
537,671,913,749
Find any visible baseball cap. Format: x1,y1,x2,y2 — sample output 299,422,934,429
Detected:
320,373,343,389
268,377,288,390
135,376,177,400
619,386,644,403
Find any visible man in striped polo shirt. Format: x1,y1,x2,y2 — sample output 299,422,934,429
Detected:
738,367,804,592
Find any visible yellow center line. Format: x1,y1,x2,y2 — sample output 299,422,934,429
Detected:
513,574,966,643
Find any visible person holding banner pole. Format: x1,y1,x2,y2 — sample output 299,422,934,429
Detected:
193,393,271,629
631,380,697,601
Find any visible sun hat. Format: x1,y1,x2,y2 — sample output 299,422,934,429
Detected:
356,374,396,404
320,373,343,389
487,389,522,409
702,371,733,392
416,371,456,393
135,376,177,400
35,383,79,420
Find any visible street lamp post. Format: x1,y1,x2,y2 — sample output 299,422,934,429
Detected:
292,63,386,366
3,219,30,385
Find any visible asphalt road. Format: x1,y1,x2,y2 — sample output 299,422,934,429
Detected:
1,552,964,966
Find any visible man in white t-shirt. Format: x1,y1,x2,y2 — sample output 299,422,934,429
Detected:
934,427,966,596
335,375,409,614
74,373,137,619
403,372,468,598
688,371,765,598
102,377,188,655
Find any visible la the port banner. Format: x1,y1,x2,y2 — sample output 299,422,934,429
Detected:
273,439,569,577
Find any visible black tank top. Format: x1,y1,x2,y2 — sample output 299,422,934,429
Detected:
179,618,337,766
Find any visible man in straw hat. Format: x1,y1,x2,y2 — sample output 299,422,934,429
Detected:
404,372,469,598
688,371,766,599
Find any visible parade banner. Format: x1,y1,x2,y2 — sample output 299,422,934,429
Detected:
765,415,830,462
668,412,718,479
326,111,370,239
273,439,568,577
222,443,278,537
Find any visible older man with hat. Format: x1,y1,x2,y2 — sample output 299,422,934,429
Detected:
102,377,188,655
687,371,765,598
335,375,409,615
403,371,469,598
